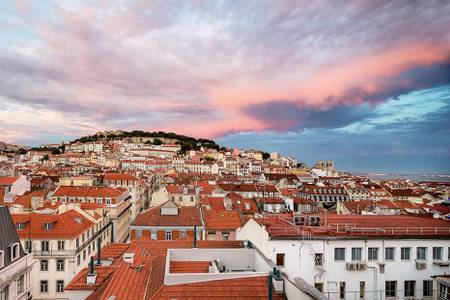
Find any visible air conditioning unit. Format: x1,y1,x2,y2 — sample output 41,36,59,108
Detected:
357,263,366,270
433,261,450,267
415,261,427,270
346,263,357,271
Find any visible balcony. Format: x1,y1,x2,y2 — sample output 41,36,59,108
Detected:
32,249,77,257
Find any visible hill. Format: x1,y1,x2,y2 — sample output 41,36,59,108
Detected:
71,130,226,154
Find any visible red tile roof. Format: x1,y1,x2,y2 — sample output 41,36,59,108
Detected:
95,240,243,299
52,186,127,203
151,276,286,299
203,210,243,230
132,203,202,227
170,261,210,273
262,214,450,238
104,172,138,181
12,210,94,239
66,266,116,290
97,243,131,260
0,176,19,185
201,196,227,211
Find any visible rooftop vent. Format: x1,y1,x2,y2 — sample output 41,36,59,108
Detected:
123,253,135,264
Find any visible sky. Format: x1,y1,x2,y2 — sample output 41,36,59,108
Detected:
0,1,449,173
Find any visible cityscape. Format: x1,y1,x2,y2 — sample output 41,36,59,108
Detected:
1,1,450,300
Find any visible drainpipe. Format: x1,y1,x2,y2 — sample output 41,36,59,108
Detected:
268,267,275,300
193,225,197,248
96,238,101,265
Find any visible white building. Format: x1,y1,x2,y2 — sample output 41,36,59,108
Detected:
11,205,111,300
237,213,450,299
0,206,34,300
103,172,149,221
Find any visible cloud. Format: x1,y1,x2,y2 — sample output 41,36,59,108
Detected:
242,59,450,131
220,86,450,173
0,0,449,156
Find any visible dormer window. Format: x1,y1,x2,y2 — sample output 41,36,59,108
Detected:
44,222,55,230
16,222,27,230
0,250,4,268
10,243,20,262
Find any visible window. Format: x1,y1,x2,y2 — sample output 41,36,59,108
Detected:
404,281,415,297
433,247,443,260
17,274,24,294
359,282,365,299
16,223,26,230
385,281,397,297
417,247,427,260
222,232,230,241
423,280,433,297
440,284,449,300
135,230,142,238
40,259,48,271
334,248,345,261
314,283,323,292
368,248,378,261
314,253,323,266
57,241,65,251
57,259,64,271
41,241,50,252
10,243,19,261
77,255,80,266
401,247,411,260
165,230,172,240
340,282,345,300
25,241,32,253
56,280,64,293
76,238,79,248
276,253,285,267
0,286,9,300
385,247,395,260
0,251,4,269
40,280,48,293
180,230,187,239
83,249,86,260
351,248,362,261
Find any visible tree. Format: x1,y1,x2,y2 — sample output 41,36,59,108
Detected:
153,138,163,145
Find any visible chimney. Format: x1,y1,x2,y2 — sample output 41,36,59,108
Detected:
87,257,97,285
193,225,197,248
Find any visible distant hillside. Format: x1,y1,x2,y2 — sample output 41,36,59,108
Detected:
0,141,28,154
71,130,226,154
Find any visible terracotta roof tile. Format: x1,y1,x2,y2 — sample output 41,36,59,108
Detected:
203,210,243,230
132,203,201,227
12,210,94,239
151,276,286,299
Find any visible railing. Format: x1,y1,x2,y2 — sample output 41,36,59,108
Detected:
329,225,450,236
32,249,77,257
269,224,450,238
